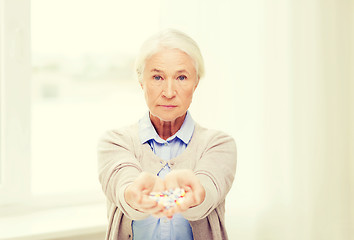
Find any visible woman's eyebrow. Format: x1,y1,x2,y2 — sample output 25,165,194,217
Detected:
151,68,164,73
150,68,190,75
176,70,190,75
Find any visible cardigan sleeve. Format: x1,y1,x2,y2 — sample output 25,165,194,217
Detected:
97,127,149,220
182,129,237,221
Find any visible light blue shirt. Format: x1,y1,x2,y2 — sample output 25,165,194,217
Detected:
132,111,194,240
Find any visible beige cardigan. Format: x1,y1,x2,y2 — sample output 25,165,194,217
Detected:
97,123,237,240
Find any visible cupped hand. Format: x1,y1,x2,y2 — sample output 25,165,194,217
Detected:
162,169,206,218
124,170,205,218
124,172,166,217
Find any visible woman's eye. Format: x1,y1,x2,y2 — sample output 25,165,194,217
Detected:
153,75,162,80
177,75,187,80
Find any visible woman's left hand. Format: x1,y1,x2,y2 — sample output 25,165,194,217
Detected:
162,169,205,218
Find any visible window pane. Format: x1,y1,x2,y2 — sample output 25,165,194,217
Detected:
31,0,161,196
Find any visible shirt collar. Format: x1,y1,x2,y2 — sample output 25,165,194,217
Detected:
138,111,195,145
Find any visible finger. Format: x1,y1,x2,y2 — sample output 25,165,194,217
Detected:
138,194,159,208
164,181,179,191
164,172,181,189
128,182,152,203
192,185,205,204
177,191,196,211
151,206,166,218
185,182,205,205
163,206,179,217
182,182,204,205
153,177,165,192
141,201,165,214
139,204,162,213
125,184,144,208
137,172,158,191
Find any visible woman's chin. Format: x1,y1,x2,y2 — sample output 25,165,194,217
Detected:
150,111,186,123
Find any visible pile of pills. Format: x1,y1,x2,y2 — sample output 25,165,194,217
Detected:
149,188,186,209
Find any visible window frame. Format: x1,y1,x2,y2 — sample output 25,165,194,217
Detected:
0,0,31,205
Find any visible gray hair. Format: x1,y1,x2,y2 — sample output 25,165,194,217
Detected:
135,29,205,83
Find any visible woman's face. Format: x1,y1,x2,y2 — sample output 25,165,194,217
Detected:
141,48,198,122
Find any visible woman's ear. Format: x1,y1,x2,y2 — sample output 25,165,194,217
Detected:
193,78,200,91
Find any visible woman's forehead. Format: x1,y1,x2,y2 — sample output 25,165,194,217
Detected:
145,48,196,73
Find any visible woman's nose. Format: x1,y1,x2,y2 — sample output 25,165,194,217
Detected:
162,79,176,98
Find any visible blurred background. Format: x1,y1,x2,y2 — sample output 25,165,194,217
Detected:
0,0,353,239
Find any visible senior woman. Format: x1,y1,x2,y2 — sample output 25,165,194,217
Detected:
98,29,237,240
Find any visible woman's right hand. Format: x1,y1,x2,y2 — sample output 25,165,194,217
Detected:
124,172,166,217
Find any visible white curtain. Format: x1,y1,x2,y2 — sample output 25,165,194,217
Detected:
161,0,353,239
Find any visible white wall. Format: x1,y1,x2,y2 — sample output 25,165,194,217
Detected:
161,0,353,239
290,1,353,239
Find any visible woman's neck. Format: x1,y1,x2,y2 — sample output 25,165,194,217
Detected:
150,113,186,140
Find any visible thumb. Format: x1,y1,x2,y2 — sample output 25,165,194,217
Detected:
164,176,179,191
153,177,165,192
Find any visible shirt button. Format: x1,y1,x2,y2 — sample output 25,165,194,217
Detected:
164,143,168,146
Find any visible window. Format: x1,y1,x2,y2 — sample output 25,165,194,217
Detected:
0,0,161,205
30,0,161,198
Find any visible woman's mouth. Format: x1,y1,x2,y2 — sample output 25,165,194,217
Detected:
159,105,177,109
